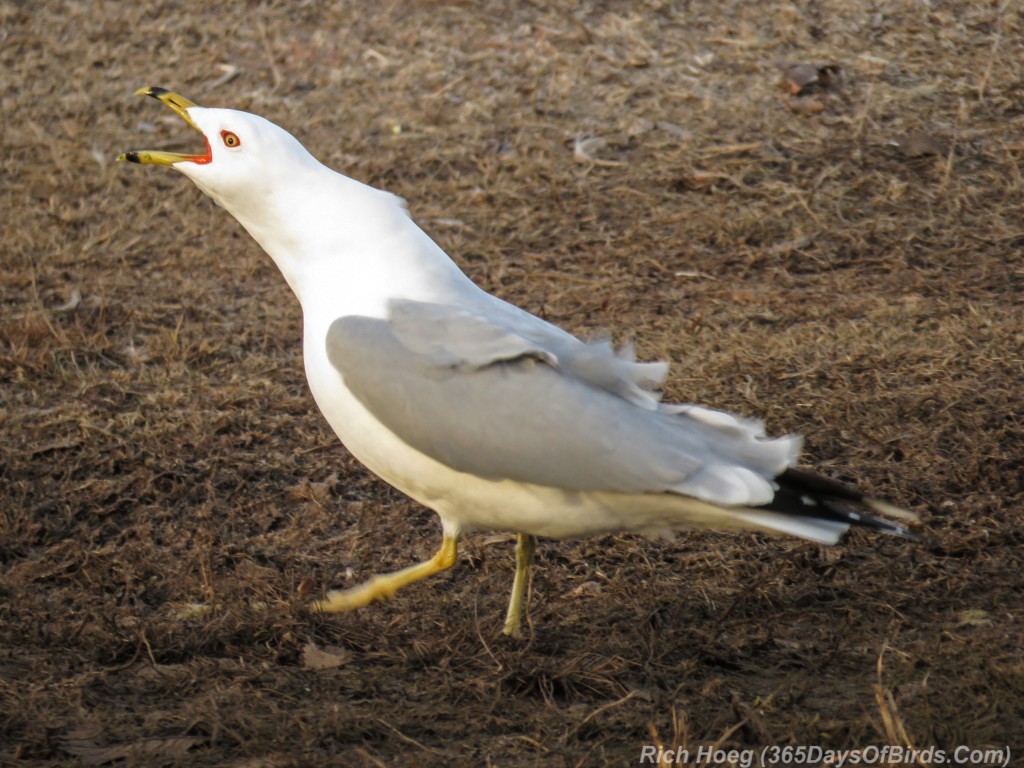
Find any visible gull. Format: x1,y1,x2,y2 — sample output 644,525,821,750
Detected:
119,87,916,638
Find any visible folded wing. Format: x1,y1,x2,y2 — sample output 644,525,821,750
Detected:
326,300,801,506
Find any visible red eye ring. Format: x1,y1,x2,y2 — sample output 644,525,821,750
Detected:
221,130,241,148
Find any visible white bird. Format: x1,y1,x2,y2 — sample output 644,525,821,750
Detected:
120,87,916,638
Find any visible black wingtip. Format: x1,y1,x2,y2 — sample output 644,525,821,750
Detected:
766,467,919,540
827,499,920,540
120,151,142,164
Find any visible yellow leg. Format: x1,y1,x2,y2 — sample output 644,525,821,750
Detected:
502,533,536,638
311,536,458,613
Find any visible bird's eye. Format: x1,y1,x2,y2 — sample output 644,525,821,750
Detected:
221,130,241,148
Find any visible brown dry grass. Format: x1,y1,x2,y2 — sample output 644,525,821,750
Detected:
2,1,1023,766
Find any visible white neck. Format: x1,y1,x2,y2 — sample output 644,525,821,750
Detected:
212,166,481,327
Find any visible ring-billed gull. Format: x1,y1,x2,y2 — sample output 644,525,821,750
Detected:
120,87,916,637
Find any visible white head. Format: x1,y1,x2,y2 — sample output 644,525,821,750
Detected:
119,86,320,216
119,86,462,313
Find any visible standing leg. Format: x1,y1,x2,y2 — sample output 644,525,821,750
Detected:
502,533,536,638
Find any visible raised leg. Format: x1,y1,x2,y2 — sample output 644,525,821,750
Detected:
311,535,458,613
502,533,536,638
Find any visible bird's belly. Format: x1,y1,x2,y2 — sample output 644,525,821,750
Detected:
303,351,438,497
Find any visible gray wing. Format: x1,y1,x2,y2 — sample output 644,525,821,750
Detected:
387,298,669,410
325,300,801,505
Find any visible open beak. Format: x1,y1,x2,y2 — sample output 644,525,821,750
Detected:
118,87,211,166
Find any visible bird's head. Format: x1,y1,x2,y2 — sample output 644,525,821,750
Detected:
119,86,316,213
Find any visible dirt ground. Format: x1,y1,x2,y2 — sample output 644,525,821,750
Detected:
2,1,1023,766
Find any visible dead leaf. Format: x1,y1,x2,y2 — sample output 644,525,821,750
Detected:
566,580,602,598
296,576,315,600
53,289,82,312
286,473,339,505
784,95,827,115
62,732,199,766
655,120,693,141
779,63,820,93
302,642,348,670
228,756,297,768
777,61,842,95
815,64,841,89
701,141,762,157
688,170,734,189
209,63,240,88
479,532,517,546
897,131,948,158
573,135,623,167
957,609,991,627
